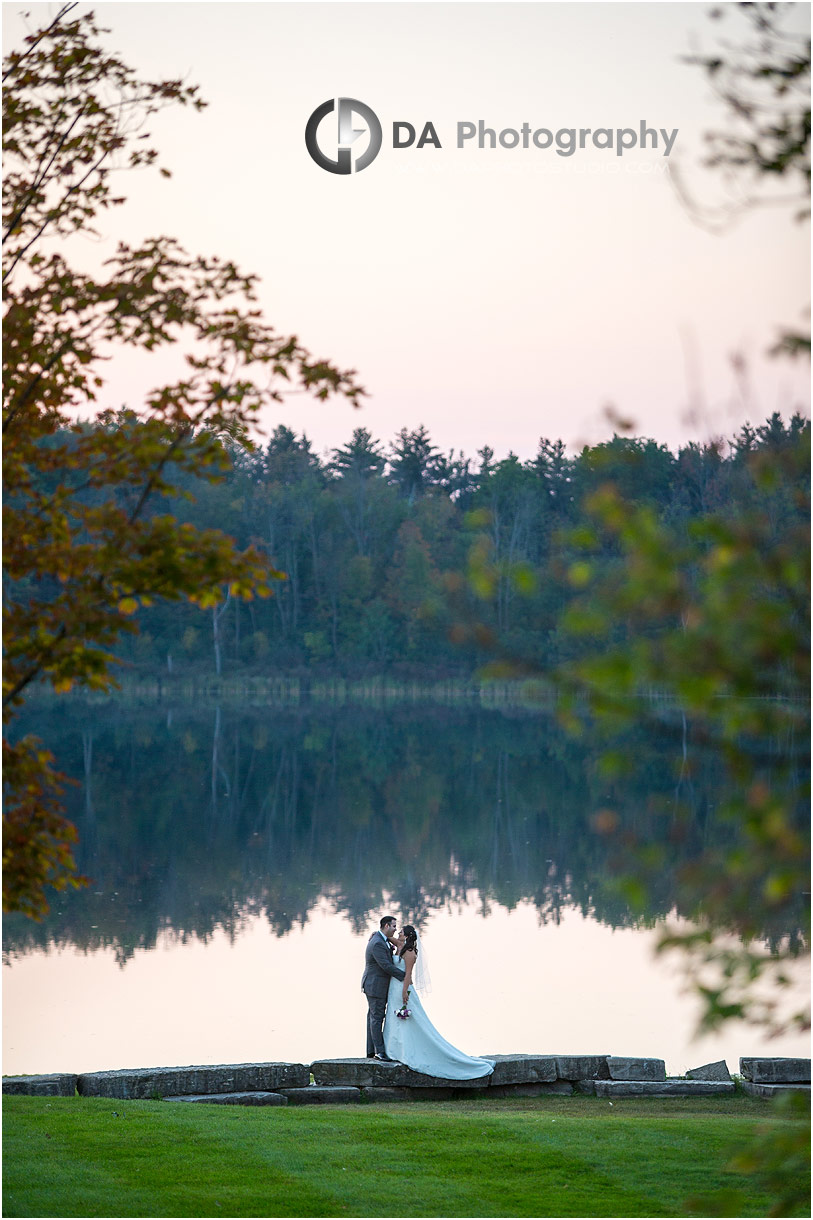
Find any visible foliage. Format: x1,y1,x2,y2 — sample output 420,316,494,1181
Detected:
689,1091,811,1218
387,424,472,503
1,735,81,918
4,1094,807,1218
688,2,810,218
727,1090,812,1219
679,1,810,354
461,427,810,1036
2,6,362,917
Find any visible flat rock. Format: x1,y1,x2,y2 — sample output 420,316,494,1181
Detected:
77,1062,309,1100
280,1086,360,1105
554,1056,610,1081
596,1079,734,1098
686,1060,731,1082
163,1091,288,1106
479,1055,556,1085
359,1087,415,1102
741,1081,812,1100
3,1074,77,1097
489,1081,573,1098
575,1080,597,1095
309,1058,490,1089
607,1057,666,1082
740,1057,811,1084
360,1086,455,1102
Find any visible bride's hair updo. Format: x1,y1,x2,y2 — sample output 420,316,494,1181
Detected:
401,925,418,955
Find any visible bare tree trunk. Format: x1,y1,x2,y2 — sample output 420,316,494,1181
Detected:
211,704,220,809
82,730,93,822
212,587,232,676
210,704,231,824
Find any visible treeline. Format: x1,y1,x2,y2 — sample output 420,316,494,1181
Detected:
33,411,812,680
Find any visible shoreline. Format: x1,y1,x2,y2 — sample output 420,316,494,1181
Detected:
4,1054,809,1105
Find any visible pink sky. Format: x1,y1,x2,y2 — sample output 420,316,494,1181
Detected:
4,2,810,460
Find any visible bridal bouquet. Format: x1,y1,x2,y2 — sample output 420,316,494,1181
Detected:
396,989,411,1020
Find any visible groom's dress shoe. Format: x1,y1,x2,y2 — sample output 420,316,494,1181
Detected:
374,1054,394,1062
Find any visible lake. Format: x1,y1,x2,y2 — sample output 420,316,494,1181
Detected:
4,693,809,1077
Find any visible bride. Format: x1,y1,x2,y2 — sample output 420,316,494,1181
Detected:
384,925,494,1080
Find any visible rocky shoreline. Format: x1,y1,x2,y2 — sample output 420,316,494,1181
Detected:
3,1055,809,1106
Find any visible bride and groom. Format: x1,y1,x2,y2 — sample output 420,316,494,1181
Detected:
361,914,494,1080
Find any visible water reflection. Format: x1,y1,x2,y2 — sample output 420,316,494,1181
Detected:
5,899,810,1078
3,696,806,964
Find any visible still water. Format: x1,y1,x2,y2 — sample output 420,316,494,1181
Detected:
3,696,809,1076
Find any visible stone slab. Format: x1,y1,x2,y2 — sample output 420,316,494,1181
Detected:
607,1057,666,1082
361,1087,456,1102
360,1087,414,1102
740,1058,811,1084
488,1081,573,1098
596,1079,735,1098
280,1087,360,1105
309,1058,490,1089
77,1062,309,1100
163,1092,288,1106
479,1055,556,1085
2,1074,77,1097
741,1082,812,1100
554,1056,611,1081
575,1080,597,1095
686,1061,731,1082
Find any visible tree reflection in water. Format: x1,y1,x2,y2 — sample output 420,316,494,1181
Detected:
3,696,807,969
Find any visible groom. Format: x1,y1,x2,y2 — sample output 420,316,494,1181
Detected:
361,915,406,1060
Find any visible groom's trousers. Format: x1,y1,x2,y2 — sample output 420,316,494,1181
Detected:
365,993,388,1057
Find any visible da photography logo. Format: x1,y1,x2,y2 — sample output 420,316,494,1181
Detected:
305,98,382,174
305,100,680,174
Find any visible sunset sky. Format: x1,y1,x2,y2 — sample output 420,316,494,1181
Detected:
4,1,810,461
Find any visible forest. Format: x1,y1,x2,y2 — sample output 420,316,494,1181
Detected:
20,410,809,685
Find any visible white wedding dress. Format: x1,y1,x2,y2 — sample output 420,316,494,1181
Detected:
383,955,494,1080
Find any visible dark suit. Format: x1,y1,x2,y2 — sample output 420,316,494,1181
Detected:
361,930,406,1056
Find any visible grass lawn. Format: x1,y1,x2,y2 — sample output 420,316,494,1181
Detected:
2,1093,808,1218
